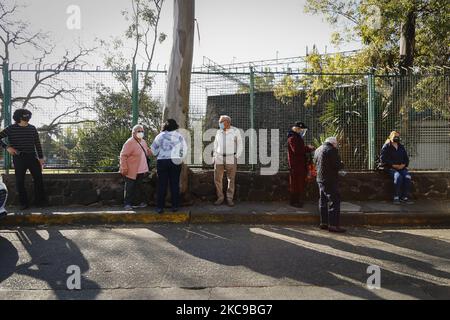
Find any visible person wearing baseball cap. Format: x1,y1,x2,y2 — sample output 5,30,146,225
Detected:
287,121,315,208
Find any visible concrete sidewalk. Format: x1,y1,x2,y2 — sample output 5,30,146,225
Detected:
0,200,449,227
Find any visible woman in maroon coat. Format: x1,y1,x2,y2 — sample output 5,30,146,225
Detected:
288,122,315,207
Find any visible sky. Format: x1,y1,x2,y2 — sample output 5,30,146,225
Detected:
10,0,362,69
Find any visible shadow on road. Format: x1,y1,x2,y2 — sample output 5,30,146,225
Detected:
152,225,450,299
2,229,101,299
0,234,19,284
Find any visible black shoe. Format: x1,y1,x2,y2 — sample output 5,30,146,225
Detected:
156,208,164,214
400,197,414,204
35,201,49,208
328,226,346,233
290,201,303,208
0,211,7,218
172,207,179,212
319,224,328,230
20,205,30,211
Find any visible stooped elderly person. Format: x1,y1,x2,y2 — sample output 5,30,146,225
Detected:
313,137,346,233
119,124,152,210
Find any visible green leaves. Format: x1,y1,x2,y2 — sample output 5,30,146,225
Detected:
304,0,449,69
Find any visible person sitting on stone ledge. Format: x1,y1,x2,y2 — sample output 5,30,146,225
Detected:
380,130,414,205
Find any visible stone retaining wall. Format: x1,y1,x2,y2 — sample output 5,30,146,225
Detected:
2,170,449,206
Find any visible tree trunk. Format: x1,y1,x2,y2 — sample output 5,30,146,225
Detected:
163,0,195,195
390,9,416,138
399,10,416,73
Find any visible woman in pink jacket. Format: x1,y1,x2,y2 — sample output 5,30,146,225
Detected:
119,125,152,210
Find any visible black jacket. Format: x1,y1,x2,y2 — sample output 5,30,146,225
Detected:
380,142,409,169
314,142,344,183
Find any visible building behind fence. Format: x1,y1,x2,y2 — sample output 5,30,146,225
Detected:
1,62,449,172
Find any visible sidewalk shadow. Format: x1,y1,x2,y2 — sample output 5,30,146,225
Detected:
151,225,449,300
0,235,19,284
14,229,101,299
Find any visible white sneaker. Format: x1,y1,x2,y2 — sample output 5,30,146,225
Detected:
133,202,148,208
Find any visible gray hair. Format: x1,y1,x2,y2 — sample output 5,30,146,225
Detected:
325,136,338,146
219,115,231,123
132,124,144,135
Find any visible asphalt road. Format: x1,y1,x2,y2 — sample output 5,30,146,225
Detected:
0,225,449,299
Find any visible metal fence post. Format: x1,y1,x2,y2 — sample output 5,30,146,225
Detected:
131,64,139,126
367,70,376,170
249,67,256,171
2,61,11,173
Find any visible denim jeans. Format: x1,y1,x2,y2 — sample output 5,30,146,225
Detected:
317,181,341,227
156,159,182,209
388,168,411,198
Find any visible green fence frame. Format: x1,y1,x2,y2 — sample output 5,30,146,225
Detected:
1,63,448,172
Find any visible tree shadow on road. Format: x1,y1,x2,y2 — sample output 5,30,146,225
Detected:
152,225,449,300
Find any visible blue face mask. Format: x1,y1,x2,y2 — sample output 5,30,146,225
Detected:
219,122,225,130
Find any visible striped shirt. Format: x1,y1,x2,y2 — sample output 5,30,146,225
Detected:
0,124,44,159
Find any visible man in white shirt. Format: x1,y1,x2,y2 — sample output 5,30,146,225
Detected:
213,115,243,206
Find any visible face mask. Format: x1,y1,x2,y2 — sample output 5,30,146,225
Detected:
136,132,144,139
301,129,307,137
393,137,400,143
219,122,225,130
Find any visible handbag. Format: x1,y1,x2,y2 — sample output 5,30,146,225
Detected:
135,138,152,170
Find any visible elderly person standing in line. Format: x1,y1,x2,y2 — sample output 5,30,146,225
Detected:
314,137,346,233
119,124,151,210
287,121,315,208
213,115,243,207
151,119,188,214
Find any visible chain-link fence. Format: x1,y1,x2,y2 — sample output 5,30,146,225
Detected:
1,65,449,172
374,74,450,170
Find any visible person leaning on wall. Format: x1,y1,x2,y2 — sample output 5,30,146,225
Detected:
0,108,48,210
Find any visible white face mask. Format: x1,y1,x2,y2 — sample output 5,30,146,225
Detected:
136,132,144,139
301,129,307,137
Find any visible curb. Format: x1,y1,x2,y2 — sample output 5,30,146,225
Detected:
0,212,190,226
190,212,450,227
0,210,448,227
